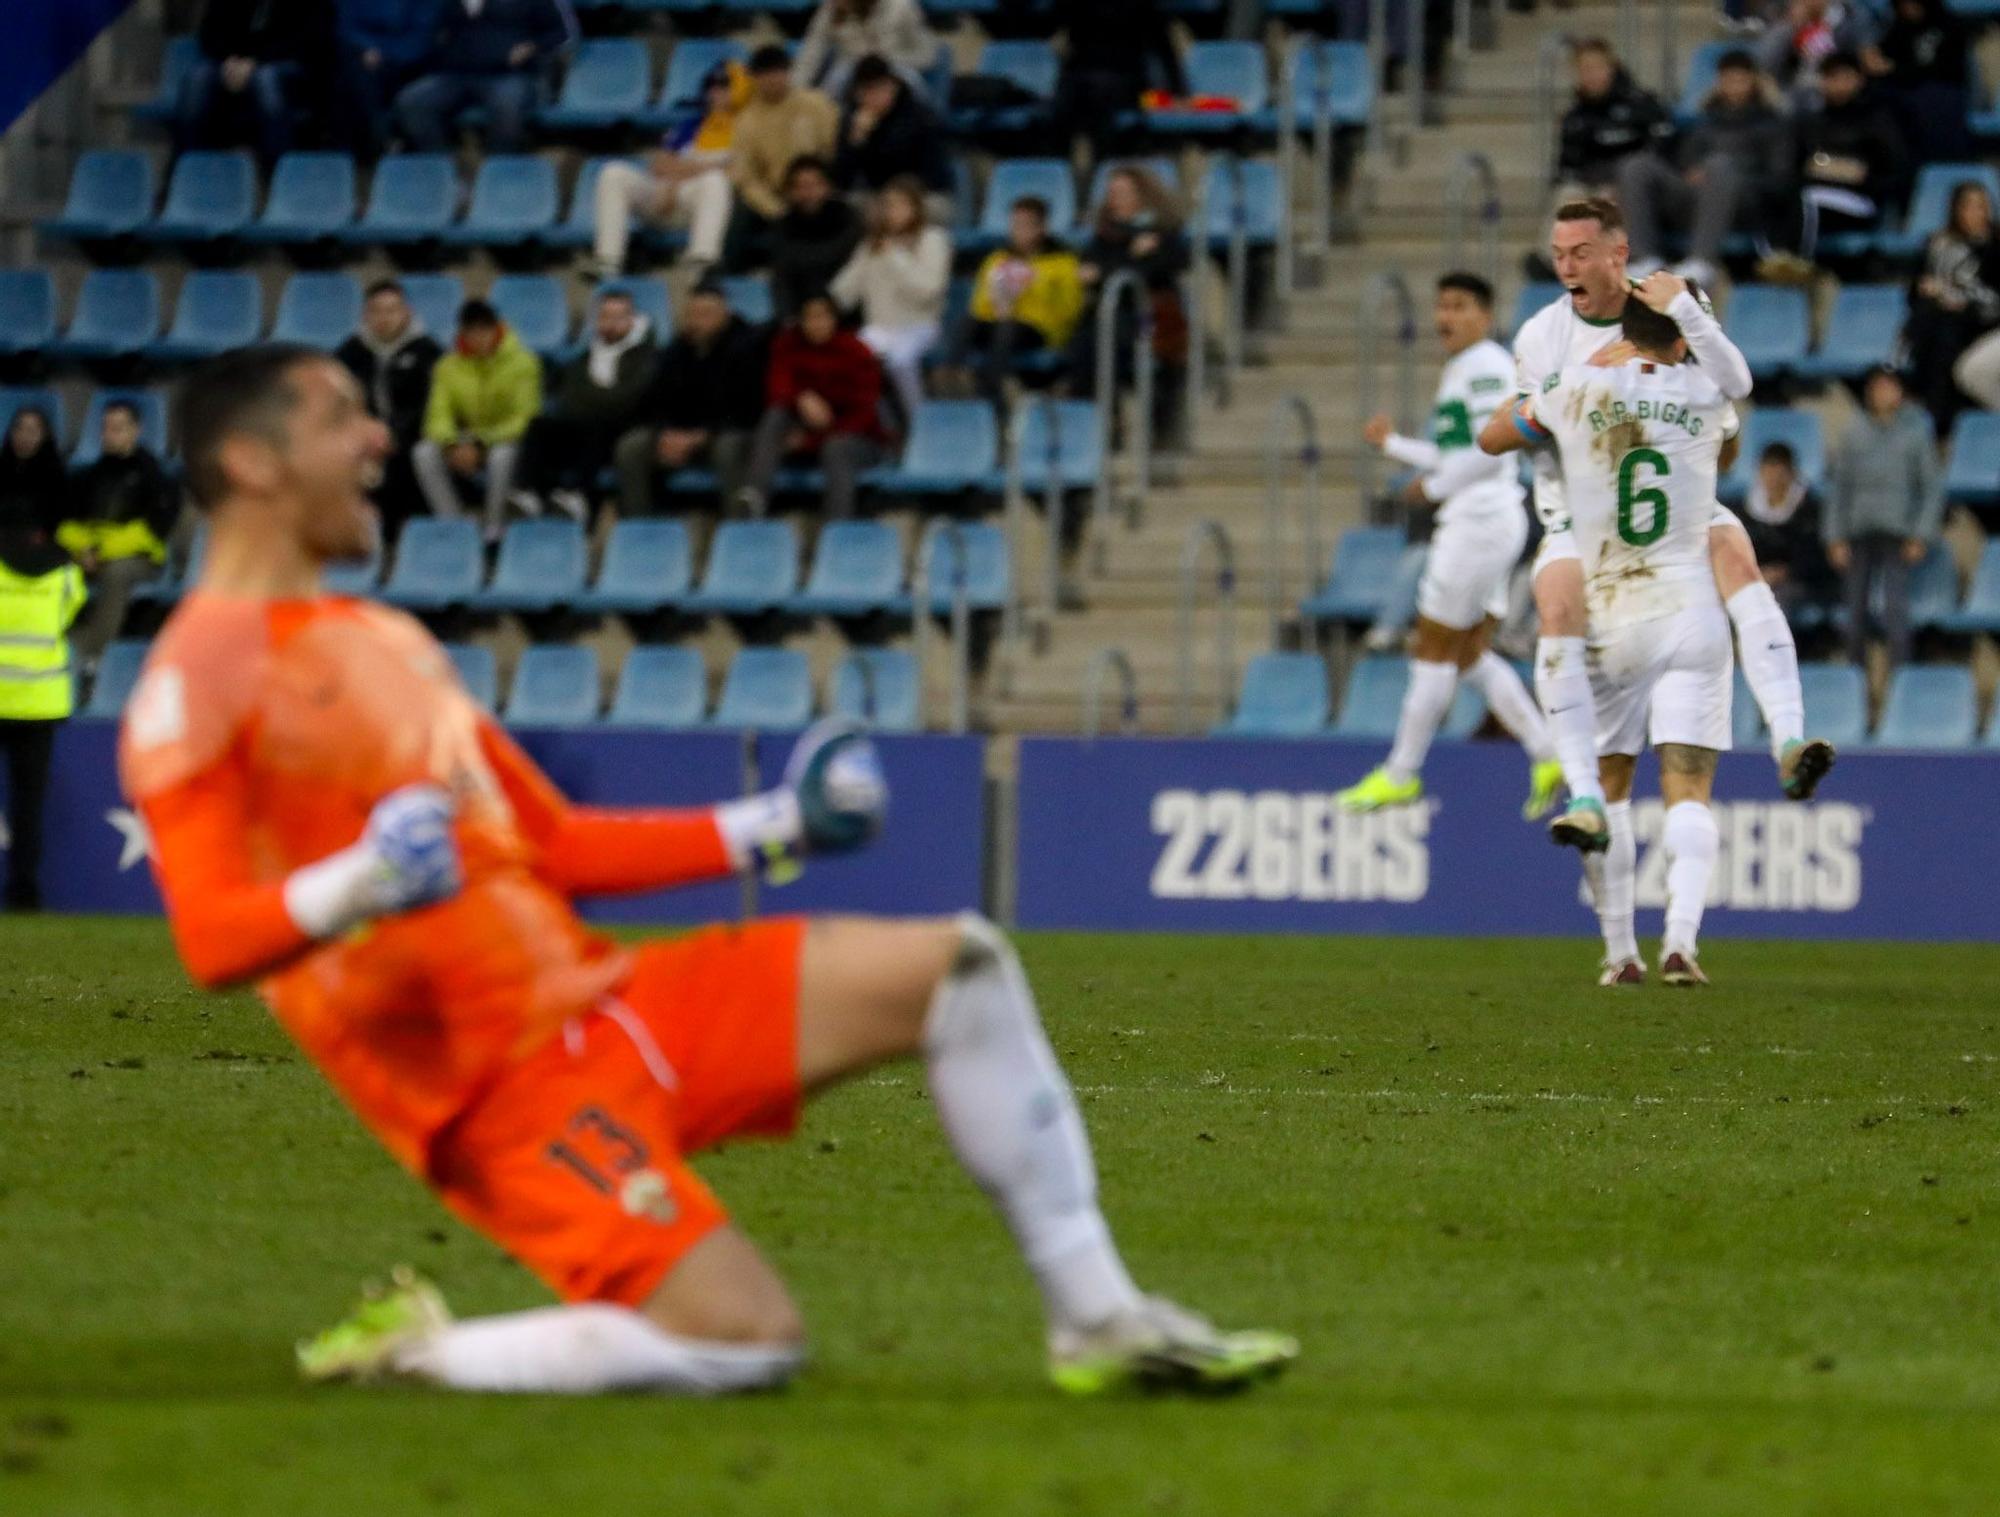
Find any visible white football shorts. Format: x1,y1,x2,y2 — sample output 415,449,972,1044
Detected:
1587,601,1735,757
1417,508,1528,629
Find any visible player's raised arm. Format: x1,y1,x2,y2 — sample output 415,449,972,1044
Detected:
1631,272,1753,400
1479,395,1548,456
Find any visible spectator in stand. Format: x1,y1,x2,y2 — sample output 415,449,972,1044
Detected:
1825,365,1943,669
1862,0,1973,166
831,176,950,426
959,196,1086,399
794,0,936,101
413,299,543,541
591,60,745,283
1552,38,1672,201
0,410,64,539
510,290,659,525
394,0,572,154
1760,0,1879,99
1068,166,1189,440
334,0,442,158
726,46,840,271
1741,441,1834,622
57,402,179,666
1771,51,1907,271
614,282,769,516
178,0,338,165
337,279,443,533
1055,0,1185,160
833,55,952,217
1618,49,1790,287
741,291,889,519
1905,181,2000,427
771,156,865,323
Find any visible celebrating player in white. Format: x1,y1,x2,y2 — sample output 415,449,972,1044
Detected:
1339,273,1563,820
1484,281,1738,985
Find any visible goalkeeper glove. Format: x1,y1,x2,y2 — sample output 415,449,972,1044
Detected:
283,784,464,939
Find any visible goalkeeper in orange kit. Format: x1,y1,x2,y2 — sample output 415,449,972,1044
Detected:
119,344,1295,1397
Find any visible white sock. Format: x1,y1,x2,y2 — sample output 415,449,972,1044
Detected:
1383,659,1459,783
1726,582,1803,759
1662,800,1720,956
393,1303,803,1395
1535,636,1603,803
1596,800,1638,962
1463,651,1554,763
924,914,1144,1334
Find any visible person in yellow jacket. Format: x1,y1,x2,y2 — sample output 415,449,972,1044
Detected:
962,195,1085,399
591,59,748,280
58,399,180,668
412,299,544,541
0,523,84,911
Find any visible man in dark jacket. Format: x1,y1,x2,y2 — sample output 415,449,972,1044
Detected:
1554,38,1672,196
337,279,443,532
834,56,951,203
1617,49,1789,286
511,290,659,523
614,283,769,515
1787,50,1909,263
771,156,864,322
57,402,179,666
394,0,572,152
1054,0,1185,157
335,0,442,156
178,0,339,163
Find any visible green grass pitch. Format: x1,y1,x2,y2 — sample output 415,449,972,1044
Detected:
4,916,1999,1515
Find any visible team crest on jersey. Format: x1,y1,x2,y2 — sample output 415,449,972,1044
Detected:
620,1169,679,1224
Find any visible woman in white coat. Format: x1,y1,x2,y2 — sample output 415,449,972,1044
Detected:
830,176,951,426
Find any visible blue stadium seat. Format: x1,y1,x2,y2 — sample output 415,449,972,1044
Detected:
976,159,1077,246
1002,399,1102,492
148,150,257,243
84,640,151,718
348,154,460,245
791,520,905,616
271,271,363,349
607,645,708,729
1795,284,1906,381
1217,651,1330,736
246,152,357,244
830,648,921,731
720,276,774,326
1871,665,1976,748
1510,282,1564,340
443,642,499,711
1441,677,1488,740
1800,662,1868,747
382,518,485,610
1673,42,1735,125
954,41,1058,134
1301,526,1407,622
446,155,559,248
1944,410,2000,506
575,519,693,615
905,521,1010,614
1724,285,1809,382
1200,156,1281,249
542,38,651,130
644,38,747,130
1940,541,2000,632
684,520,799,614
1880,164,2000,259
548,157,629,248
489,274,572,360
1330,654,1419,739
1140,42,1270,135
148,271,263,363
708,647,813,730
398,272,465,342
0,388,66,447
871,400,998,493
505,644,602,726
323,542,384,597
44,150,156,241
473,520,588,612
54,270,161,361
0,271,57,357
1902,542,1961,632
133,36,202,125
1720,409,1825,501
1085,157,1181,217
1257,40,1373,131
70,390,168,468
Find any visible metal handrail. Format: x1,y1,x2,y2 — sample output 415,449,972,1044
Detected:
1003,391,1071,648
1185,164,1210,449
1092,266,1154,544
1355,270,1418,508
1275,39,1303,307
1262,394,1322,648
1081,647,1140,738
910,521,974,734
1175,519,1237,735
1442,151,1501,290
1535,32,1572,191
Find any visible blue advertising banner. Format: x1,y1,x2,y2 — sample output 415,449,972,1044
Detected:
1016,735,1994,942
26,721,985,925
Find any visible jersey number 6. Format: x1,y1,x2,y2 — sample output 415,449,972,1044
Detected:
1616,448,1670,547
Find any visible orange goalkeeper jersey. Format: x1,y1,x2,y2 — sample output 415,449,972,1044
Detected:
120,592,737,1175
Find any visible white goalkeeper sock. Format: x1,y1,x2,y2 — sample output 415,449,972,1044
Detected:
1384,659,1459,784
1662,801,1720,957
393,1304,803,1395
1726,582,1804,759
1463,651,1554,763
924,914,1144,1335
1535,636,1603,804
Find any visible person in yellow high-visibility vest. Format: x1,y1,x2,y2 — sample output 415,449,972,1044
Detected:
0,523,85,911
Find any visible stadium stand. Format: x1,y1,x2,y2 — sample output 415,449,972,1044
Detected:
1219,651,1330,737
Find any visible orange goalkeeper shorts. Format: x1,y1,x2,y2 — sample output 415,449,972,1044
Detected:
429,918,807,1308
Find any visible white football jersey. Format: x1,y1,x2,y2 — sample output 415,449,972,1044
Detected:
1528,358,1732,630
1423,338,1525,524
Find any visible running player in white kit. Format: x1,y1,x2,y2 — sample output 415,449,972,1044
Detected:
1483,285,1737,986
1338,273,1563,819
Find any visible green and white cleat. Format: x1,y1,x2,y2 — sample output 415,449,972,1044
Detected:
296,1266,452,1385
1522,759,1565,821
1049,1297,1298,1397
1778,737,1836,802
1548,795,1610,853
1335,767,1422,814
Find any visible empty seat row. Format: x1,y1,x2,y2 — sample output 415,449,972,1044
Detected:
1736,662,2000,748
1218,652,1490,740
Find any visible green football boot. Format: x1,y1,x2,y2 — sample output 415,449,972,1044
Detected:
1050,1297,1298,1397
296,1266,452,1385
1335,767,1422,814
